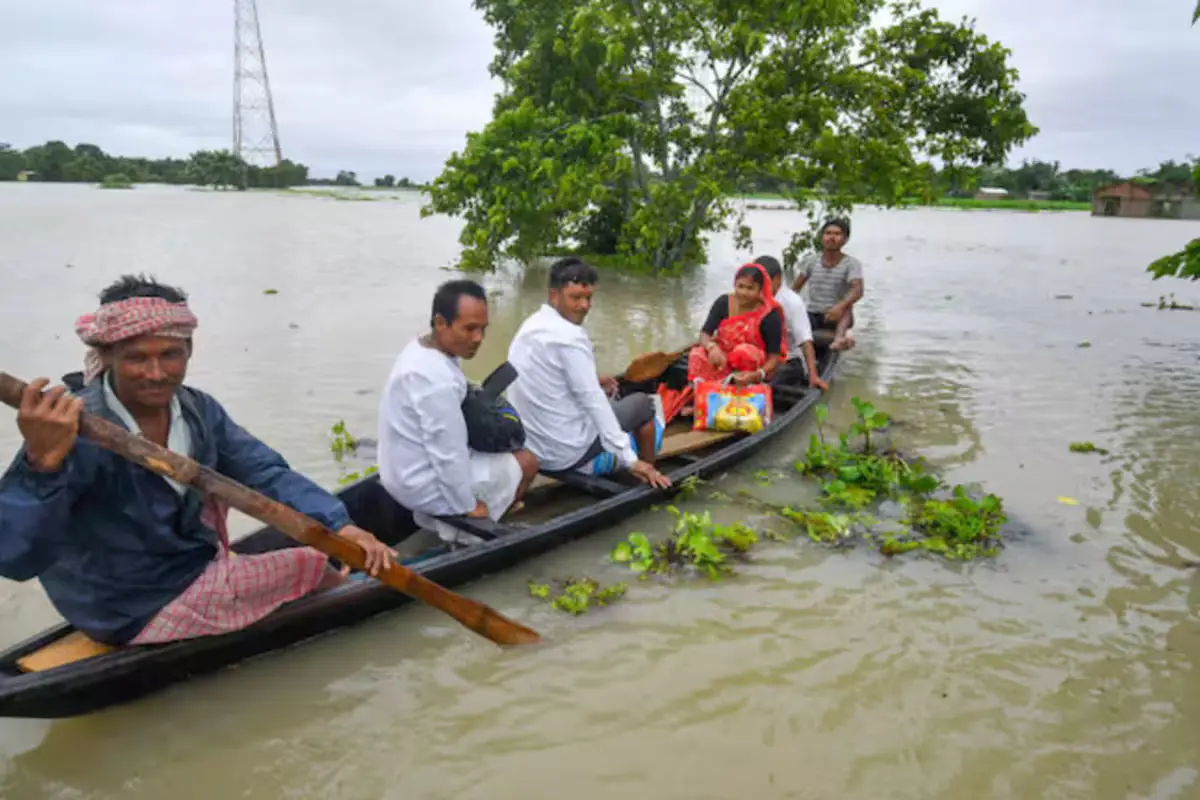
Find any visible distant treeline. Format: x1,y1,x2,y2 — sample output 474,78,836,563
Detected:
0,140,422,191
740,158,1200,203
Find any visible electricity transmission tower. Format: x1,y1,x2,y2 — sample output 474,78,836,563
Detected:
232,0,282,181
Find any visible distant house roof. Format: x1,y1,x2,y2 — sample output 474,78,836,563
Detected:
1093,180,1194,200
976,186,1009,196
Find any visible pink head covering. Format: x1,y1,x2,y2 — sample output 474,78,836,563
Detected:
75,297,198,384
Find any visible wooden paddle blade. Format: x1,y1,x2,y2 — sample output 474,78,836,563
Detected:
398,573,542,645
624,349,684,383
0,371,541,648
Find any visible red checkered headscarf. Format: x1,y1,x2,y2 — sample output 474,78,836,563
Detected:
75,297,199,384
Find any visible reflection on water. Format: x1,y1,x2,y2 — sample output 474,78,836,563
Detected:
2,185,1200,799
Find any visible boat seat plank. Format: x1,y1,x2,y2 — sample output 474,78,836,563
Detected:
525,427,736,491
16,631,117,673
658,429,736,459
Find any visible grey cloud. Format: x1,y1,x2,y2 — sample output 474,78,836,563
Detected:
2,0,1196,179
930,0,1200,173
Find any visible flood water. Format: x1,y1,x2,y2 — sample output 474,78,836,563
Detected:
1,183,1199,799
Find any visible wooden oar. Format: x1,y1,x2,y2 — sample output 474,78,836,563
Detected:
622,342,695,383
0,372,541,647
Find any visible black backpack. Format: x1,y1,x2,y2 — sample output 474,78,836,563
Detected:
462,362,526,453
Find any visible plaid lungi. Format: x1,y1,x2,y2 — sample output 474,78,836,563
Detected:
129,548,329,644
129,497,330,644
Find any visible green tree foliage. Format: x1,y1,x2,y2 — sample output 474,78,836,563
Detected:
0,144,24,181
0,140,310,189
423,0,1036,273
931,158,1200,203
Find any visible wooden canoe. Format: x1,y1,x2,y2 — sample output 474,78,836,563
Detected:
0,349,837,718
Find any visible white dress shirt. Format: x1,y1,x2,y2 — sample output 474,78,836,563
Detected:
775,285,814,358
377,338,476,515
506,304,638,472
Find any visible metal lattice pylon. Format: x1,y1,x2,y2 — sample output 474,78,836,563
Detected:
233,0,282,169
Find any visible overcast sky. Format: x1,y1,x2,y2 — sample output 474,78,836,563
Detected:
2,0,1196,180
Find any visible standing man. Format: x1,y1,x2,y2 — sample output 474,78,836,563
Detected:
0,275,396,647
756,255,828,391
377,279,539,544
792,218,863,351
506,257,671,488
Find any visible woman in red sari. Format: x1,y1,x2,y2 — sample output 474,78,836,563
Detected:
687,262,788,385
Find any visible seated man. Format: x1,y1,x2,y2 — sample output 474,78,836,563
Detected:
507,257,671,489
0,275,396,647
757,255,828,392
378,280,539,544
792,217,863,351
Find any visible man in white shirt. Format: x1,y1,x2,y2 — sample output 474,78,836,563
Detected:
377,280,539,542
506,258,671,489
757,255,828,392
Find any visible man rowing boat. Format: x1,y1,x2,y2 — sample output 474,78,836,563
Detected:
0,275,395,646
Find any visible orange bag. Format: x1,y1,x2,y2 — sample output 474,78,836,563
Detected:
692,380,773,434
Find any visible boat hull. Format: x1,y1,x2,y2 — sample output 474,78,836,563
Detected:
0,351,836,718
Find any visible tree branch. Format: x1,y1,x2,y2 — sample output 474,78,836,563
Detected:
676,68,718,106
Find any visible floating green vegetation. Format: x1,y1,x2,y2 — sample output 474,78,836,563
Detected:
328,420,378,486
777,507,856,545
1068,441,1110,455
263,288,279,295
1154,293,1195,311
611,507,758,580
796,399,940,508
528,577,628,615
878,486,1005,560
675,474,704,499
522,398,1009,623
789,398,1007,560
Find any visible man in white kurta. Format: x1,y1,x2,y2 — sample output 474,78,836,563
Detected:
757,255,827,392
506,258,671,489
378,280,538,543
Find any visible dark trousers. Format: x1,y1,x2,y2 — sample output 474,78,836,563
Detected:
567,393,656,469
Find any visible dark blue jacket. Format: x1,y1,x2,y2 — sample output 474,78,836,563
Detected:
0,382,352,644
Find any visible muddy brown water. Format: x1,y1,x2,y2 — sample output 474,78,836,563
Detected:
1,183,1199,799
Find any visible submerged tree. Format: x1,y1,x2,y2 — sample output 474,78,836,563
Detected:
423,0,1036,273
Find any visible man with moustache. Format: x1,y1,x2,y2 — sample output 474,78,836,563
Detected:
792,217,863,351
0,274,397,647
377,279,540,544
506,257,671,489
